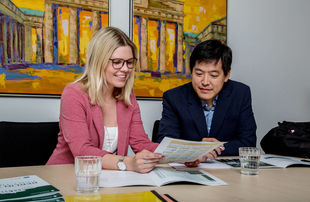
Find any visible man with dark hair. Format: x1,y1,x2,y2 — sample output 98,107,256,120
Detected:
157,39,257,158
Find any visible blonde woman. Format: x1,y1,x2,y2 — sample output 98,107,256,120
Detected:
47,27,163,173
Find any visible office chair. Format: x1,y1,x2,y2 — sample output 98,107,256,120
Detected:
0,121,59,167
152,120,160,142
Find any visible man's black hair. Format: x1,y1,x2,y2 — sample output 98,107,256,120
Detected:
189,39,232,76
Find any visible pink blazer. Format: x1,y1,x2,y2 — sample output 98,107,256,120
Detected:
46,82,158,165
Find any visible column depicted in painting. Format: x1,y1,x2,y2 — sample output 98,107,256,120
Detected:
0,0,25,66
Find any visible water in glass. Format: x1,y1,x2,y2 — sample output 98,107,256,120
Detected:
240,154,260,175
75,156,102,192
239,147,260,175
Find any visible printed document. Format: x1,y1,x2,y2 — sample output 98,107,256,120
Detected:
0,175,63,201
155,137,224,163
168,155,310,169
260,155,310,168
99,167,227,187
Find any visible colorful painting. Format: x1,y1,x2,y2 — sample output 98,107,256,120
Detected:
0,0,226,97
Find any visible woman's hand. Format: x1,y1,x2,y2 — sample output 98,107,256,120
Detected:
126,150,163,173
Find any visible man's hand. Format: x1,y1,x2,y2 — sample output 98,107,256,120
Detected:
202,138,225,160
184,138,225,167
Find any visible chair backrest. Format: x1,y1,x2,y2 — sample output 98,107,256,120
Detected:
152,120,160,142
0,121,59,167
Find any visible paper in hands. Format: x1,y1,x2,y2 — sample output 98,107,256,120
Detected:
154,137,225,163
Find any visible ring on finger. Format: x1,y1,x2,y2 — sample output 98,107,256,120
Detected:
145,159,149,164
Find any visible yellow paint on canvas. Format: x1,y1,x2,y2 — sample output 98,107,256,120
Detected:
165,22,176,73
0,73,6,88
183,0,226,33
57,7,69,63
147,20,159,72
11,0,44,11
1,68,80,94
133,72,191,97
32,81,40,89
79,10,92,65
101,13,108,28
31,28,37,62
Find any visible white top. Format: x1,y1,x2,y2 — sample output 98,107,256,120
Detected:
102,126,118,153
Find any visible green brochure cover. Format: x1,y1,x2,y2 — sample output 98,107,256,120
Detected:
0,175,63,201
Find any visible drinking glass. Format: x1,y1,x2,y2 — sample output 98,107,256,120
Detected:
239,147,260,175
75,156,102,192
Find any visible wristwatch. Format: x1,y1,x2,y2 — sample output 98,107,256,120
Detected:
117,156,126,171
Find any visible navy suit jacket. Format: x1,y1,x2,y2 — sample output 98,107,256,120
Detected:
157,80,257,156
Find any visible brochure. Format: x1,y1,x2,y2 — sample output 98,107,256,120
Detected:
99,167,227,187
260,155,310,168
154,137,224,163
216,157,276,168
205,155,310,169
0,175,64,201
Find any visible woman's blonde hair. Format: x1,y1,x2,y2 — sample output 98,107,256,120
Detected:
75,27,138,106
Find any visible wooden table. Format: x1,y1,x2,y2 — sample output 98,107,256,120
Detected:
1,164,309,202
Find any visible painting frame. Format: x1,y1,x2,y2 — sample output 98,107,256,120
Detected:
0,0,227,99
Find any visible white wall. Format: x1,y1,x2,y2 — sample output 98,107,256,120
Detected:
1,0,310,150
228,0,310,146
0,97,162,140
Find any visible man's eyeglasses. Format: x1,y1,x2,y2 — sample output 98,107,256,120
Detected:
109,58,137,69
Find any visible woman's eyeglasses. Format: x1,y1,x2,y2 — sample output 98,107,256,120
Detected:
109,58,137,69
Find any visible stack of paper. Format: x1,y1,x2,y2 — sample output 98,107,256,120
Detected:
0,175,64,201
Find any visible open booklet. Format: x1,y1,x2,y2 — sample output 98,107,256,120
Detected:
99,167,227,187
154,137,224,163
0,175,64,201
170,155,310,169
215,155,310,168
169,159,266,169
260,155,310,168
